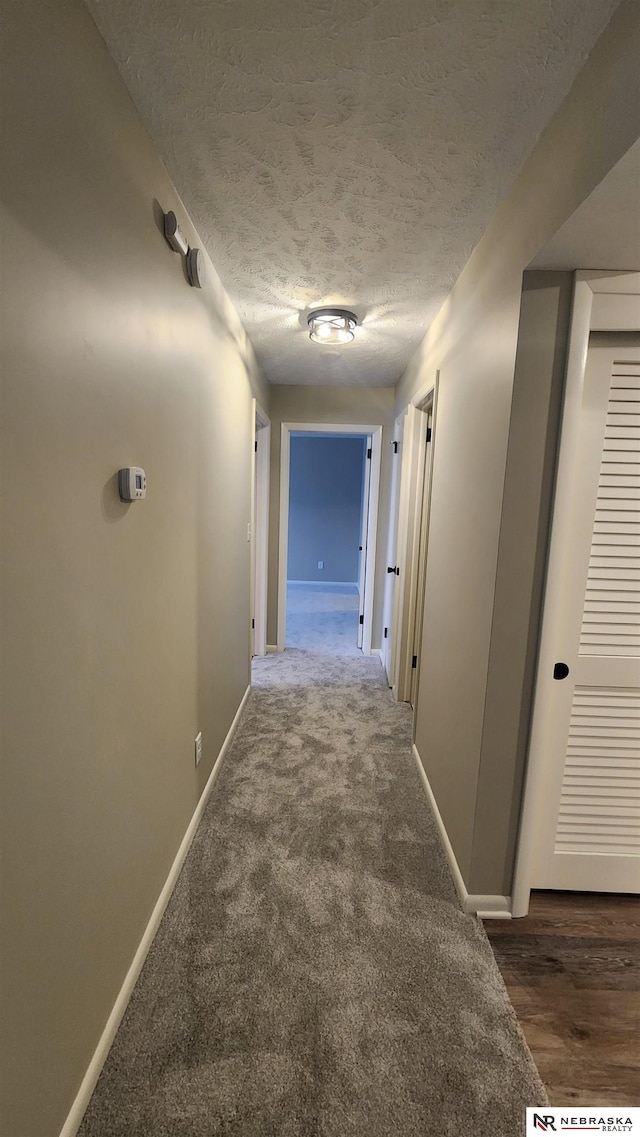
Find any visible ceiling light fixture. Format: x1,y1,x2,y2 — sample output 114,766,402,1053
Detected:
307,308,357,345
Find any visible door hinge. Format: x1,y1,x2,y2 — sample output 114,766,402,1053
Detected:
392,440,398,454
411,655,418,669
254,440,258,452
426,427,432,443
384,627,388,638
251,618,255,629
359,614,364,625
367,447,372,459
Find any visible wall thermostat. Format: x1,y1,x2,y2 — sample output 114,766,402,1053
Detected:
118,467,146,502
163,210,188,255
186,246,205,288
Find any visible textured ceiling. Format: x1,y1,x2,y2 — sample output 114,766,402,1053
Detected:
85,0,621,385
529,138,640,271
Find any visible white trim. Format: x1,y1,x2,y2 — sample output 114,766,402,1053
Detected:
469,896,512,920
266,644,278,654
412,743,468,908
356,439,372,649
381,412,405,686
411,373,440,410
277,423,382,655
277,423,290,653
59,685,251,1137
370,647,382,659
362,432,381,656
412,744,511,918
512,270,640,919
286,580,358,588
251,401,270,658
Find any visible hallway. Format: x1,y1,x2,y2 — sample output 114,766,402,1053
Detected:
78,641,544,1135
3,2,639,1132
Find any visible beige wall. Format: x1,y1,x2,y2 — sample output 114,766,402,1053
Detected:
402,0,640,892
471,271,573,894
266,385,395,648
0,2,267,1134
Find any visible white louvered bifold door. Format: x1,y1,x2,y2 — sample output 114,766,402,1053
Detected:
532,339,640,893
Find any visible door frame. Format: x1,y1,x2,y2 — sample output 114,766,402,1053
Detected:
390,376,439,703
277,422,382,655
251,400,270,658
409,406,433,715
381,412,405,685
512,270,640,917
356,446,373,650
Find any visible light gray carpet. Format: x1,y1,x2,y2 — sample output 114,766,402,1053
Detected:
286,582,361,655
78,635,546,1136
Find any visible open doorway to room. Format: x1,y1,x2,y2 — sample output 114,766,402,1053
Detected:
287,432,366,653
277,422,382,655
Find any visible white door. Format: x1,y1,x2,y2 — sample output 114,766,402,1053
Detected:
409,412,433,710
531,338,640,893
381,416,404,683
251,430,258,657
357,439,372,650
390,398,435,703
250,404,270,658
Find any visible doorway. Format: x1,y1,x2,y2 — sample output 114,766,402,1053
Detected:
277,422,382,655
387,381,438,705
381,413,404,684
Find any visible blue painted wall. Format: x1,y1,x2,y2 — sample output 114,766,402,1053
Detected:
287,435,366,583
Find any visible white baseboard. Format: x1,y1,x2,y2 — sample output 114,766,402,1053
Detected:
370,647,382,659
412,744,511,920
467,895,512,919
59,685,251,1137
287,580,358,588
412,743,468,907
265,644,278,654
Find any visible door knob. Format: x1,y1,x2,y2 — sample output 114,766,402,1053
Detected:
553,662,570,680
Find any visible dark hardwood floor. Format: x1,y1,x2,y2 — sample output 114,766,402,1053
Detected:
485,891,640,1107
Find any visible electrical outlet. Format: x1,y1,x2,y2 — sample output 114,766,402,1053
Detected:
195,731,202,767
317,560,324,569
